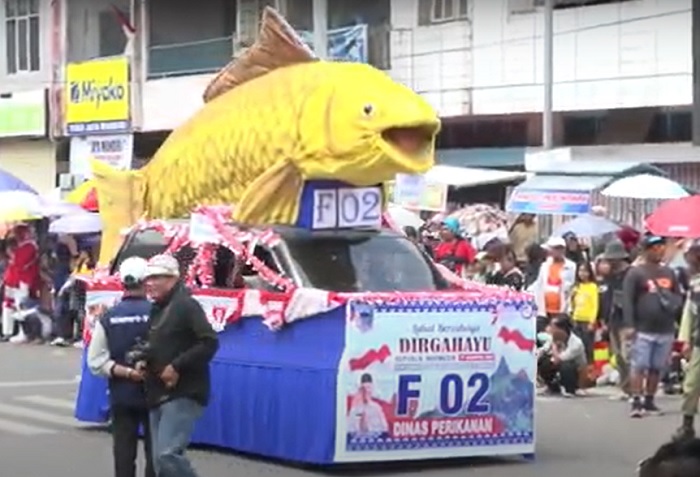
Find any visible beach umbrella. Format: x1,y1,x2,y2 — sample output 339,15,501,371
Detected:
49,212,103,235
601,174,689,200
552,214,621,238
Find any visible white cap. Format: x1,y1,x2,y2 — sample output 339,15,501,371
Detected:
545,236,566,249
118,257,149,284
145,254,180,278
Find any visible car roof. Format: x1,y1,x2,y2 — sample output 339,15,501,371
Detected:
142,219,404,240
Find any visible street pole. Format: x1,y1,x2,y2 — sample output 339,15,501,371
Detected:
542,0,554,149
312,0,328,59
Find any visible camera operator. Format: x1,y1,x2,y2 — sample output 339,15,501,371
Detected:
87,257,154,477
143,254,218,477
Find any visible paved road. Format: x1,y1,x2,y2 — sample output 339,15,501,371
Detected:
0,344,681,477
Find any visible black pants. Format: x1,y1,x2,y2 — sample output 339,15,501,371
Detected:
538,354,579,394
572,321,595,365
112,405,155,477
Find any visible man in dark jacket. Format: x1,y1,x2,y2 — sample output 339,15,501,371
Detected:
143,254,219,477
599,240,632,400
87,257,154,477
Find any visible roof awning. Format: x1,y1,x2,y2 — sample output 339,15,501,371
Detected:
506,174,613,215
424,165,527,188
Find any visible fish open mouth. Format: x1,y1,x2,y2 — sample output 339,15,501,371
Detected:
381,125,435,158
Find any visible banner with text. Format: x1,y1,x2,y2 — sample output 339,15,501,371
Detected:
334,298,536,462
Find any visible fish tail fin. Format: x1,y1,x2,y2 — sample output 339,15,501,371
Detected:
90,159,146,265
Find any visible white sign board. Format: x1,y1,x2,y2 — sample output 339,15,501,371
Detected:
312,187,382,230
69,134,134,179
189,212,219,245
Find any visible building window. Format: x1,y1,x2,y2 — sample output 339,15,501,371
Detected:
418,0,468,25
510,0,635,15
5,0,40,74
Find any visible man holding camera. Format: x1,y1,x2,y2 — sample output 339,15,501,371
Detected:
143,254,219,477
87,257,154,477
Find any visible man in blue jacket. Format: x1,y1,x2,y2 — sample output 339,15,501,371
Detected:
87,257,154,477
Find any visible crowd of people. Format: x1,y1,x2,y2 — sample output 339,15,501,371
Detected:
408,211,700,442
0,223,97,347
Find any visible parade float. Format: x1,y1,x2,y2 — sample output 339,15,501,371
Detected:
74,7,536,465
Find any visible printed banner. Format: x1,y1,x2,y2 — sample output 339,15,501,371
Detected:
334,298,536,462
64,56,131,135
299,25,368,63
69,134,133,178
506,189,591,215
392,174,448,212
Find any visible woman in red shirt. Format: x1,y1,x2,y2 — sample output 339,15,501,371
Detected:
433,218,476,276
2,224,39,342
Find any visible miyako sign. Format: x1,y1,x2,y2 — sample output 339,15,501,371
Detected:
64,57,130,136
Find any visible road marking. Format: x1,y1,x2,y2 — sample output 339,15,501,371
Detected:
0,403,78,427
0,378,79,388
15,395,75,411
0,416,54,436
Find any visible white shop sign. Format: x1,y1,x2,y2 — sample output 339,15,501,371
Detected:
69,134,133,179
312,187,382,230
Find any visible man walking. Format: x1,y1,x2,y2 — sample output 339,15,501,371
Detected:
87,257,154,477
674,240,700,440
599,240,633,400
143,255,219,477
622,235,683,418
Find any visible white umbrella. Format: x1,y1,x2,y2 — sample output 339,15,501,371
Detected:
49,213,102,234
387,205,424,229
601,174,689,200
0,191,44,221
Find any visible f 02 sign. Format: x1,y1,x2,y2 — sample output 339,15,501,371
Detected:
312,187,382,229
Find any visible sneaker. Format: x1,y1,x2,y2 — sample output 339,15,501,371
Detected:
643,401,663,416
0,335,11,343
561,390,575,398
73,341,84,349
609,392,631,401
9,333,27,344
50,337,69,347
630,401,644,418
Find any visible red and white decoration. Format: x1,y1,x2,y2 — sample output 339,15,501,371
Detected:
79,206,532,343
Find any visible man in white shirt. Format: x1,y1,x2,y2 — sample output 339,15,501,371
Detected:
347,373,389,435
537,316,587,397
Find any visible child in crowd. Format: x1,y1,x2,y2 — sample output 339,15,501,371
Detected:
570,261,599,363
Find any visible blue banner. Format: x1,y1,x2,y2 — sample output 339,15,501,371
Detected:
506,189,592,215
334,297,536,462
299,24,368,63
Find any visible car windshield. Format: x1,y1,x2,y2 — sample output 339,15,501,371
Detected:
283,232,449,293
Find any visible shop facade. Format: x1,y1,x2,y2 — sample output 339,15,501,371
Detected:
0,90,56,194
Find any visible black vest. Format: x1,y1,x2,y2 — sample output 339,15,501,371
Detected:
101,296,152,409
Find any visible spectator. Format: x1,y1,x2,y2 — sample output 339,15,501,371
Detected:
487,249,524,291
563,232,585,264
403,226,432,258
433,218,475,277
623,235,683,418
598,240,633,401
523,243,547,289
570,261,599,363
530,237,576,332
2,225,39,343
537,316,587,397
637,438,700,477
508,213,537,268
674,240,700,441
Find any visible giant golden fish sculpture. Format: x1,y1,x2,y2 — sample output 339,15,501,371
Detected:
93,7,440,263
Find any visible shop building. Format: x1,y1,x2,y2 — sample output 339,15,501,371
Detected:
0,0,59,193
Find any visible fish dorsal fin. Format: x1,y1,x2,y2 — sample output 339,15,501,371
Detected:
203,6,317,103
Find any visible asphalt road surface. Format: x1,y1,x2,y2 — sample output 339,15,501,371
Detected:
0,344,680,477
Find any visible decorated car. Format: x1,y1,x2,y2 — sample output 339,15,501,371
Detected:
73,7,536,465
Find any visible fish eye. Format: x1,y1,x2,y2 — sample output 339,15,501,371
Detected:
363,104,374,116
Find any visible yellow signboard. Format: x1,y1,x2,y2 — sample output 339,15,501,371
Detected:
64,57,130,136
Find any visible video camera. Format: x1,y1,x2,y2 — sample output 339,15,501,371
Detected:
125,337,152,366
